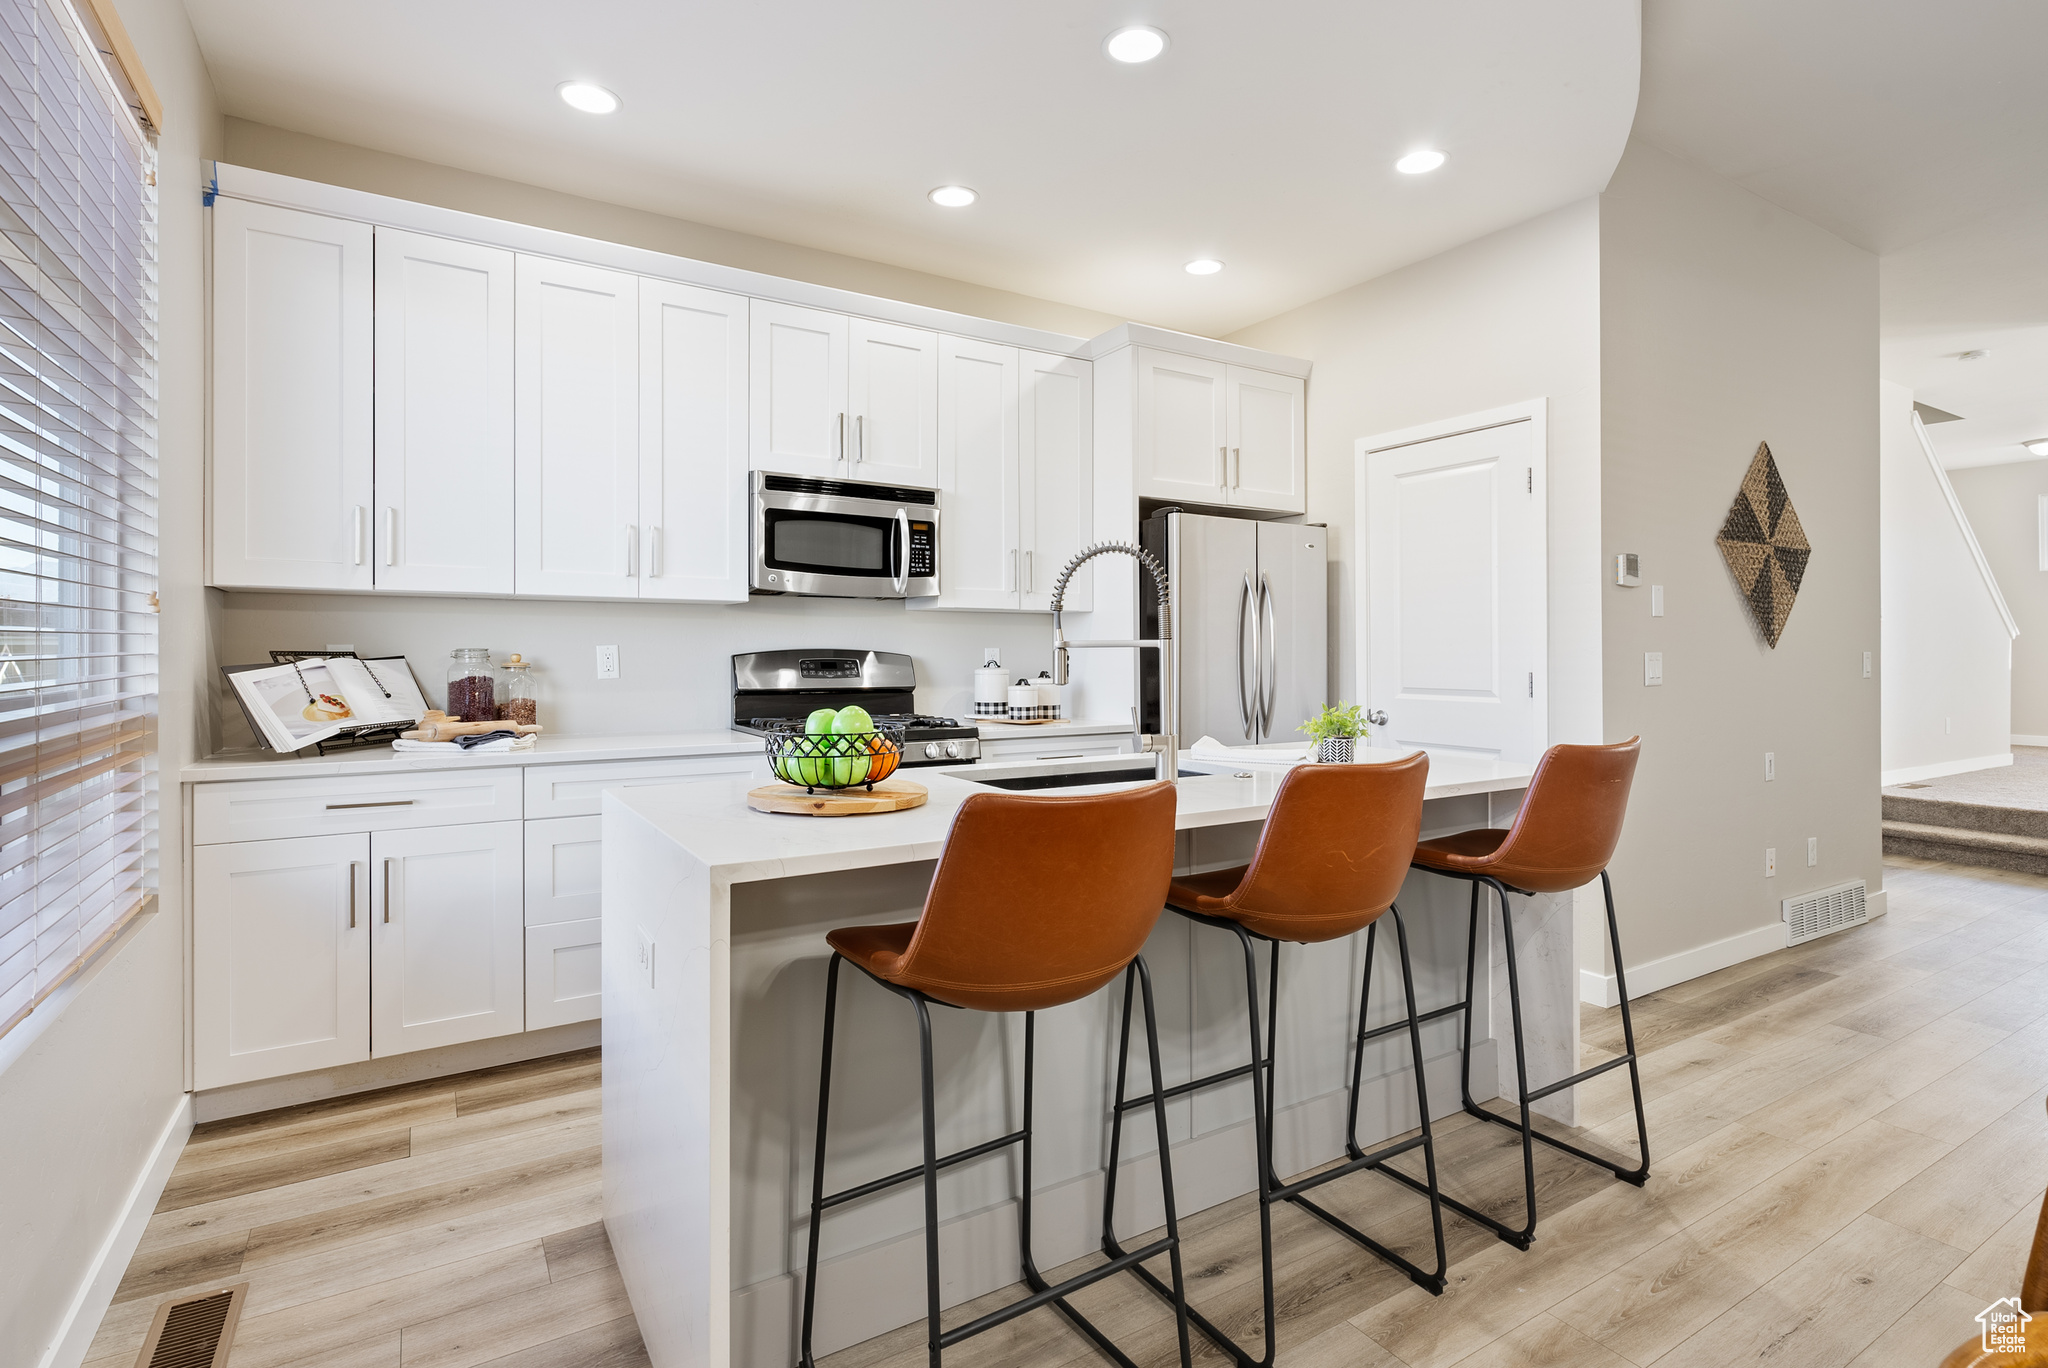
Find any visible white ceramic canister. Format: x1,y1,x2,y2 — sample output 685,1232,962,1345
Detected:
1035,670,1066,720
974,661,1009,717
1007,678,1045,721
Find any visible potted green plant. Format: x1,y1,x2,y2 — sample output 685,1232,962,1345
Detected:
1299,702,1370,763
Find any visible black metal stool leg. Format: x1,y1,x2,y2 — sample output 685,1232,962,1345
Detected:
798,954,844,1368
914,994,943,1367
1459,880,1481,1113
1390,907,1449,1285
1605,871,1652,1184
1135,957,1196,1368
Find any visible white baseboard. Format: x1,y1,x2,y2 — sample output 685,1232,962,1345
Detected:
2015,736,2048,749
1581,921,1789,1008
1882,752,2013,786
40,1093,193,1368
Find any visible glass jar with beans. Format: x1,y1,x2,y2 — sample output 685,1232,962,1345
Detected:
498,654,538,727
446,647,497,722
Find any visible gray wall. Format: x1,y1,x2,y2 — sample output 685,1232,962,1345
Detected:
1951,459,2048,740
1599,139,1882,969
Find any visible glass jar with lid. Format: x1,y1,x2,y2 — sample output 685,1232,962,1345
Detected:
498,654,538,727
446,647,496,722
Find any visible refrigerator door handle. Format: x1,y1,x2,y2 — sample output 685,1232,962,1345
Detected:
1253,569,1269,737
1236,572,1255,739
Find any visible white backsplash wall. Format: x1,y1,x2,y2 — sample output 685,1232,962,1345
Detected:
211,590,1117,748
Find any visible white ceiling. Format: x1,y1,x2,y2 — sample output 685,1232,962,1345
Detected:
181,0,1641,337
1632,0,2048,468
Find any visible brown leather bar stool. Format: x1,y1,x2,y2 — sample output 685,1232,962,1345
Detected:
1405,736,1648,1251
1102,753,1448,1368
798,782,1193,1368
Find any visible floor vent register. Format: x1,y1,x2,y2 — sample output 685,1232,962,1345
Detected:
134,1284,246,1368
1782,878,1869,946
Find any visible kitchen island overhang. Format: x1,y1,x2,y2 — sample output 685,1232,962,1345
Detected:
600,752,1568,1368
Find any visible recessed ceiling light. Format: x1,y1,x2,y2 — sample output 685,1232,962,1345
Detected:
1185,259,1223,276
558,82,620,115
2025,438,2048,457
928,185,977,208
1396,150,1447,174
1105,26,1168,63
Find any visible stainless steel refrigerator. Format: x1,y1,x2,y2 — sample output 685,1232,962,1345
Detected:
1140,510,1328,745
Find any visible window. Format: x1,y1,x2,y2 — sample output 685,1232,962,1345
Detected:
0,0,158,1038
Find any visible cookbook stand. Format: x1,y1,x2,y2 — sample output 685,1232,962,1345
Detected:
222,652,424,756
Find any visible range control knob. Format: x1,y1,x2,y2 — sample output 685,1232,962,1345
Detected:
924,742,941,759
944,741,962,758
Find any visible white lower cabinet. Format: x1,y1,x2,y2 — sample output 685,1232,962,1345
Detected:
193,833,370,1090
370,821,526,1056
526,918,601,1030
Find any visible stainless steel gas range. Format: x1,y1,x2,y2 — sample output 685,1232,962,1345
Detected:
731,649,979,766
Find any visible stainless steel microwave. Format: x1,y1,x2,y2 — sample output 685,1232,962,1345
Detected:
749,472,939,598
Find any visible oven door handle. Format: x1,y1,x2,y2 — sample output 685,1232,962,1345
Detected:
892,507,910,594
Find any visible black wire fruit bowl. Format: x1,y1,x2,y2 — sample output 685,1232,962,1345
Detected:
763,725,905,793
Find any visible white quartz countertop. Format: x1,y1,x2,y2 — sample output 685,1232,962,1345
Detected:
609,749,1535,886
181,730,766,782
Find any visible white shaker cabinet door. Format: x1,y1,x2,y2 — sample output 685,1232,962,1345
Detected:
638,279,749,602
1020,351,1093,613
375,230,516,593
1226,365,1306,515
193,834,370,1090
847,318,939,488
514,256,640,598
370,821,526,1056
210,199,373,590
524,814,600,925
526,919,601,1030
1132,348,1227,506
931,336,1019,611
748,300,847,478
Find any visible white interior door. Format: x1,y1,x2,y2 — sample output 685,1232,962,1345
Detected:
749,300,848,477
210,199,373,590
639,278,749,602
1227,366,1305,514
1134,348,1227,503
1020,351,1093,612
848,319,939,487
375,229,515,594
514,256,640,598
371,820,525,1056
932,335,1019,610
1362,411,1546,762
192,834,369,1089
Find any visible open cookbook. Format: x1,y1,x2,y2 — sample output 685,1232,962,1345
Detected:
223,655,430,752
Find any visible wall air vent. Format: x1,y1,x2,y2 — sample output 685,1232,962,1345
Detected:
1783,878,1868,946
134,1283,246,1368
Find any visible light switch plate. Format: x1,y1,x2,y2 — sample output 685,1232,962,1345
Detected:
596,645,619,680
1862,651,1872,679
1807,837,1818,867
1765,752,1775,781
983,647,1001,668
1765,847,1777,877
1650,585,1665,617
1644,652,1663,686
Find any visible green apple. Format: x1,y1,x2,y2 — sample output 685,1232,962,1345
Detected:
831,705,874,785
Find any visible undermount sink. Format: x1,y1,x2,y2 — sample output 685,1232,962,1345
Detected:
966,763,1216,791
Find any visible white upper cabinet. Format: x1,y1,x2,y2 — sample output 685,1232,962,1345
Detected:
749,300,848,478
515,256,640,598
847,319,939,488
1132,347,1228,505
211,200,373,590
931,336,1020,611
1226,366,1306,514
639,279,749,602
1020,351,1093,612
374,230,515,594
370,820,525,1056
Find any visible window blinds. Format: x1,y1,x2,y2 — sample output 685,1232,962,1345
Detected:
0,0,157,1039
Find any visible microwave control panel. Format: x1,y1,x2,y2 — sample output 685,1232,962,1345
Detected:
907,521,934,578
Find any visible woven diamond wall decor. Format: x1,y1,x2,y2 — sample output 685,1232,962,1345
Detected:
1716,441,1811,648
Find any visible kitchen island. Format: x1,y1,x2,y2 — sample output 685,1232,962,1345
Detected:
601,751,1567,1368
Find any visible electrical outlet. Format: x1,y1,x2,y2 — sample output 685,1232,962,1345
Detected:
1644,652,1663,686
1650,585,1665,617
1765,847,1777,878
983,646,1001,668
1863,651,1872,679
633,927,655,990
1807,836,1818,867
596,644,620,680
1764,752,1775,781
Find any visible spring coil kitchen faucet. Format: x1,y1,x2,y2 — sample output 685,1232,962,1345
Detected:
1050,541,1178,781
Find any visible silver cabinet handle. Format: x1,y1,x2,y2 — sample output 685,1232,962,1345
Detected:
352,506,365,566
383,857,393,924
1259,571,1278,737
348,861,358,929
837,412,846,462
1236,573,1255,739
649,526,662,578
625,524,638,578
892,507,910,594
1232,447,1242,488
382,508,396,566
1040,753,1085,760
326,799,413,810
1023,550,1032,593
1219,445,1228,489
855,414,865,464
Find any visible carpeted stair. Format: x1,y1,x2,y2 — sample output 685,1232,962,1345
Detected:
1882,791,2048,876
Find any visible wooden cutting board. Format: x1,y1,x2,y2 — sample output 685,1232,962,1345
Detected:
747,779,929,817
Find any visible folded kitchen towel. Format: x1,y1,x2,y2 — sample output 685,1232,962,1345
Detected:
391,733,537,755
1188,735,1311,765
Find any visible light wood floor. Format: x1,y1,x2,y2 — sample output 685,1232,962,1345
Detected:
87,856,2048,1368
